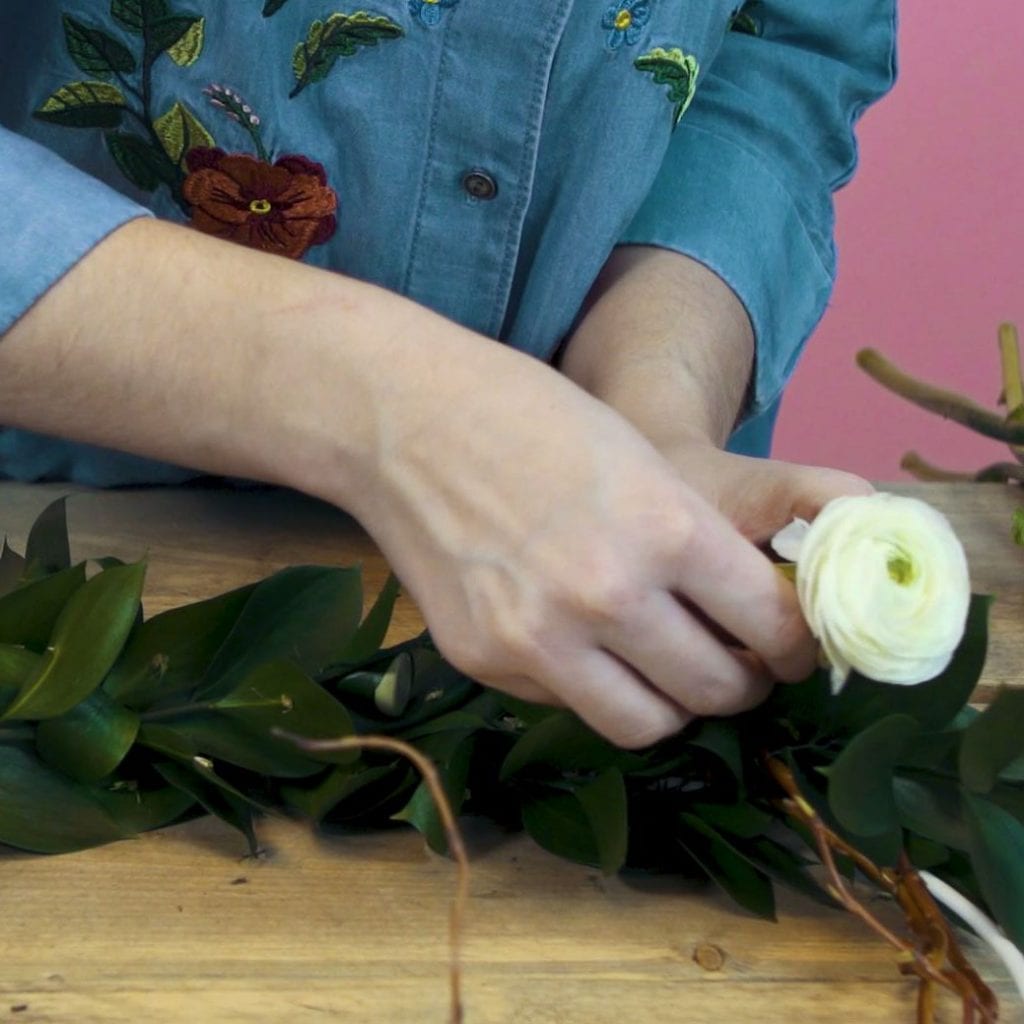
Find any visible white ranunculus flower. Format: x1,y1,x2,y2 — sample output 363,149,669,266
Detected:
770,493,971,694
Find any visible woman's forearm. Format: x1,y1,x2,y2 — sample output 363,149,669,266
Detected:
559,245,755,448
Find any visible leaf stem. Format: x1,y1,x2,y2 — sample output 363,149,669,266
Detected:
277,730,467,1024
858,348,1024,445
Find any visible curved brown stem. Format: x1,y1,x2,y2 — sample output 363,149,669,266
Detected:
858,348,1024,445
277,730,468,1024
901,451,1024,485
765,757,998,1024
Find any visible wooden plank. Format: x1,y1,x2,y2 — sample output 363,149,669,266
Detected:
0,481,1022,1023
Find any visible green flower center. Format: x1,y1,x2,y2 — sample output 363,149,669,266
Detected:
887,552,915,585
249,198,273,215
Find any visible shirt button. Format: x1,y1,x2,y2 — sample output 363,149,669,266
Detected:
462,169,498,201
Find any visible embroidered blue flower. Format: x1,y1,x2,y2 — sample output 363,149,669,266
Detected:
409,0,458,28
602,1,650,50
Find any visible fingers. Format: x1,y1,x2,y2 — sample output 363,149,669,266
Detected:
601,588,773,716
548,649,694,749
673,506,818,682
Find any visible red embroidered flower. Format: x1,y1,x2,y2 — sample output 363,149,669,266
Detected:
182,148,337,260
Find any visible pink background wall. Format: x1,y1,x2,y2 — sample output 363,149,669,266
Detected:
772,1,1022,480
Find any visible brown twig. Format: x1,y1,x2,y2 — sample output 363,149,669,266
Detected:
901,452,1024,485
276,730,468,1024
857,348,1024,445
765,757,998,1024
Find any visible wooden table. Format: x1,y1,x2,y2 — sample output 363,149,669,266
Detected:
1,481,1021,1024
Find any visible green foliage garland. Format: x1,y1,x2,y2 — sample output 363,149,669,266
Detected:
2,498,1023,961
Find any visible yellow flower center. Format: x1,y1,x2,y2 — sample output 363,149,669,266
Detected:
887,552,915,585
615,9,632,30
424,0,440,4
249,198,273,215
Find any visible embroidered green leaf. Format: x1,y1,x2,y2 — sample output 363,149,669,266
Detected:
62,14,137,78
290,12,404,98
112,0,168,35
34,81,127,129
166,15,205,66
146,15,201,65
106,131,180,191
634,47,700,128
263,0,293,15
153,100,215,165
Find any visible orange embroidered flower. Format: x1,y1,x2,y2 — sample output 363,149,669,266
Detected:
182,148,337,260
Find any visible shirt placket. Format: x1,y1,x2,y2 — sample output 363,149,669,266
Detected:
401,1,573,340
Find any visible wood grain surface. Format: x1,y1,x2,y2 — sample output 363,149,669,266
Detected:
0,480,1021,1024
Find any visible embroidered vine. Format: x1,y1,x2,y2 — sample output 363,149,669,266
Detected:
290,12,404,97
34,4,213,215
601,1,651,50
634,47,699,129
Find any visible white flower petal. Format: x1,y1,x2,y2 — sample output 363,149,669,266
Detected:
771,517,810,562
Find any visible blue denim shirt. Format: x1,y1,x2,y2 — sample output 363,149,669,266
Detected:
0,1,896,485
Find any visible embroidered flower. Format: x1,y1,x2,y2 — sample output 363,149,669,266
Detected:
602,1,650,49
182,148,337,260
409,0,458,28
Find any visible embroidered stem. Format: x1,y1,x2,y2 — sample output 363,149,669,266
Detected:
204,85,270,162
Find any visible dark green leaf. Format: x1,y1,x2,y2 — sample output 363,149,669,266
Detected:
262,0,291,14
959,687,1024,793
963,791,1024,948
739,835,831,907
111,0,168,34
34,81,126,129
501,710,641,781
62,15,137,77
211,660,358,768
831,595,991,734
0,563,87,650
0,645,41,698
684,719,744,782
692,801,774,840
1,562,145,721
575,768,628,875
999,755,1024,783
95,780,196,833
828,713,921,837
145,15,199,63
893,772,970,851
0,744,127,853
521,786,601,868
332,573,399,667
35,690,139,783
393,734,475,854
24,497,71,577
153,760,260,855
0,540,26,598
106,131,178,191
199,566,363,699
678,813,776,920
282,763,401,821
904,834,950,870
104,582,256,707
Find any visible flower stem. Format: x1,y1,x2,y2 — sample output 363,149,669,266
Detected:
765,756,998,1023
857,347,1024,445
276,729,468,1024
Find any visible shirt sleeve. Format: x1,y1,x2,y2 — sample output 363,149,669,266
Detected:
0,127,153,337
619,1,898,426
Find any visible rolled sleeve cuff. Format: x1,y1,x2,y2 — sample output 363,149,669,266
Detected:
0,129,153,337
618,124,836,424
